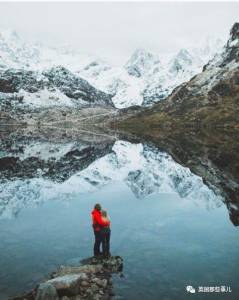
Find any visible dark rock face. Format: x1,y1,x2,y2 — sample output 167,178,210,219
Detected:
0,66,114,110
43,66,114,107
228,202,239,226
0,137,114,182
211,82,233,97
0,157,18,171
221,22,239,66
230,22,239,40
0,69,50,93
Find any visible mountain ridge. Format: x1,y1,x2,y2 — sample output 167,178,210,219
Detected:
115,22,239,130
0,28,223,110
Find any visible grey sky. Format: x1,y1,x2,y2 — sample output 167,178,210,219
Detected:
0,2,238,65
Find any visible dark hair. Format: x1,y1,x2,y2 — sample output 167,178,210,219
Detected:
94,203,101,211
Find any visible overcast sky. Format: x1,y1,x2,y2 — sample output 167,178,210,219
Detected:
0,2,238,65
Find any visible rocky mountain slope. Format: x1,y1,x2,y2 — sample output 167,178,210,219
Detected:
117,22,239,129
0,28,223,110
81,40,223,108
0,30,115,115
0,66,114,123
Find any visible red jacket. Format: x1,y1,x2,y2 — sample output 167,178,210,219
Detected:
91,209,110,231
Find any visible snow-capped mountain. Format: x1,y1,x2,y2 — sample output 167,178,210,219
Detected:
80,64,144,108
80,40,224,108
123,23,239,132
125,48,161,78
0,29,115,110
0,29,93,72
0,28,224,109
63,141,223,206
0,30,40,69
168,49,197,75
0,140,223,219
0,66,114,111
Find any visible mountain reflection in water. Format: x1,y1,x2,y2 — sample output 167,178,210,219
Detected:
0,127,239,300
0,129,225,220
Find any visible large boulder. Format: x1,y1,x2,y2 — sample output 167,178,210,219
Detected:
46,273,88,296
36,283,59,300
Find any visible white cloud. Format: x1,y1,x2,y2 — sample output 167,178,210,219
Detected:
0,2,238,65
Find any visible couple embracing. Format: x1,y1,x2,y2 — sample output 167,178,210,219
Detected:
91,203,111,258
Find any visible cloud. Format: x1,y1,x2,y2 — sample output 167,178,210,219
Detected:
0,2,238,64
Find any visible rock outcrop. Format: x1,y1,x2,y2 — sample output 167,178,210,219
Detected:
10,256,123,300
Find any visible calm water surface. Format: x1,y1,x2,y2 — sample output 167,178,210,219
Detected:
0,136,238,300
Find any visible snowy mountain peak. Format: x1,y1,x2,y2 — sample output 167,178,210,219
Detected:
125,48,160,77
177,48,193,61
168,48,194,74
0,28,40,70
0,26,230,110
222,22,239,65
205,22,239,69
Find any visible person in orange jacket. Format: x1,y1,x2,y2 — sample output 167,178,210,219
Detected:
91,203,110,257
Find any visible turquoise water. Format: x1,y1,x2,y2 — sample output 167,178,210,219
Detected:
0,180,239,300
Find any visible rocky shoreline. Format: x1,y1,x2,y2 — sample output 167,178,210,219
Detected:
10,256,123,300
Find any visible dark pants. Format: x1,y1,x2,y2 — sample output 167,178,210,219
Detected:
94,230,102,256
101,227,111,256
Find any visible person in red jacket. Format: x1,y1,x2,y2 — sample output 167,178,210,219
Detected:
91,203,110,257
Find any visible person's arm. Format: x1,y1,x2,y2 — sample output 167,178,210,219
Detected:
95,214,110,226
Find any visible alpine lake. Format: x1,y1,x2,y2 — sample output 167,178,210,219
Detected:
0,126,238,300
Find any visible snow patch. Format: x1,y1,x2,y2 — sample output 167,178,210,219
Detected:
20,88,74,108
